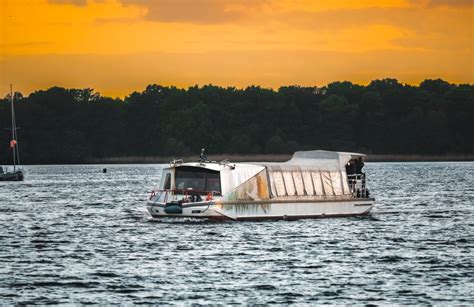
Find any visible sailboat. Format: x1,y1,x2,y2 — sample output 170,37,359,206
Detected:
0,85,24,181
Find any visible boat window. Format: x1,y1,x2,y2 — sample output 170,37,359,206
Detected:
163,173,171,189
175,166,221,193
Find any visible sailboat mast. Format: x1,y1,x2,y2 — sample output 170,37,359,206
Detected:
10,84,17,171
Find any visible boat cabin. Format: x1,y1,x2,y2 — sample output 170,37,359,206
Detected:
161,165,221,194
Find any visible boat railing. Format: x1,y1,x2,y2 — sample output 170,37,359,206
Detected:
169,159,183,166
149,189,222,203
347,173,370,198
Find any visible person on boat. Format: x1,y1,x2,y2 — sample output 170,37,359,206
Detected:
199,148,208,162
355,157,364,174
346,160,356,193
345,160,355,175
354,157,367,197
188,189,202,202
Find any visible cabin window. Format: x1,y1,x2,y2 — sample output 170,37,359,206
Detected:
175,166,221,193
163,173,171,190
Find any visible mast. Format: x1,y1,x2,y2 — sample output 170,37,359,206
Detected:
10,84,20,171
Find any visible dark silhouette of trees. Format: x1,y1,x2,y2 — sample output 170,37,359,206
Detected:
0,78,472,163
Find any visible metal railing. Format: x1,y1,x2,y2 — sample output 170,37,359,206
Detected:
347,173,370,198
149,188,221,203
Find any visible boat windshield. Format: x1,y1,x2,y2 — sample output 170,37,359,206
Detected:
175,166,221,193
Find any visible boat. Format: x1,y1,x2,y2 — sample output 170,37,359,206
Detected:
147,150,374,220
0,85,24,182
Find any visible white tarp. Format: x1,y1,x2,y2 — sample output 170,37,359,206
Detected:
220,164,265,195
270,170,352,197
283,171,296,196
321,172,334,196
331,171,343,196
261,150,365,173
341,170,350,194
302,171,314,196
293,172,305,196
262,150,364,198
312,172,324,196
272,171,286,197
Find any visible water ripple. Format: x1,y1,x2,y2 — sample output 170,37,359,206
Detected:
0,162,473,304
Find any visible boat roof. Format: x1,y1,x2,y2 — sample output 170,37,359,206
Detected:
164,150,365,173
260,150,365,172
164,161,259,172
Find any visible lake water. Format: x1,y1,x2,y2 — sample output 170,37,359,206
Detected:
0,162,473,304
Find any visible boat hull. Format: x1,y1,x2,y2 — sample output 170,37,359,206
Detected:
0,171,24,181
146,198,374,221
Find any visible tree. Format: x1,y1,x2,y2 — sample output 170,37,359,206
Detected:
0,79,472,164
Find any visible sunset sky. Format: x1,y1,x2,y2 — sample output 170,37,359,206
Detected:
1,0,473,98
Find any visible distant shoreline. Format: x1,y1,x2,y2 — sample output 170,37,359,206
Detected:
366,154,474,162
2,154,473,165
86,154,474,164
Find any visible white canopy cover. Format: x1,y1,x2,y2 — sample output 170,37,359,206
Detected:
260,150,365,172
225,150,366,200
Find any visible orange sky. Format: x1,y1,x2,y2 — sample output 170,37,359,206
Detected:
1,0,473,98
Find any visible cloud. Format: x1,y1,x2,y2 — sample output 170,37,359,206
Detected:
48,0,88,5
428,0,473,6
411,0,474,7
120,0,267,24
278,8,425,33
276,5,472,50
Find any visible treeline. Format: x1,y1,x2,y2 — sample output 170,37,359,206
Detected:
0,78,473,164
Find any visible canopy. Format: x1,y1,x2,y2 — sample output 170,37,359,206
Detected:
261,150,365,172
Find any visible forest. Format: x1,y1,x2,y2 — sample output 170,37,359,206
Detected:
0,78,473,164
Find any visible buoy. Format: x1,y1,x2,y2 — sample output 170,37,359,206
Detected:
103,168,107,173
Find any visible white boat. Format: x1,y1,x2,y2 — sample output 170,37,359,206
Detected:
147,150,374,221
0,85,24,182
